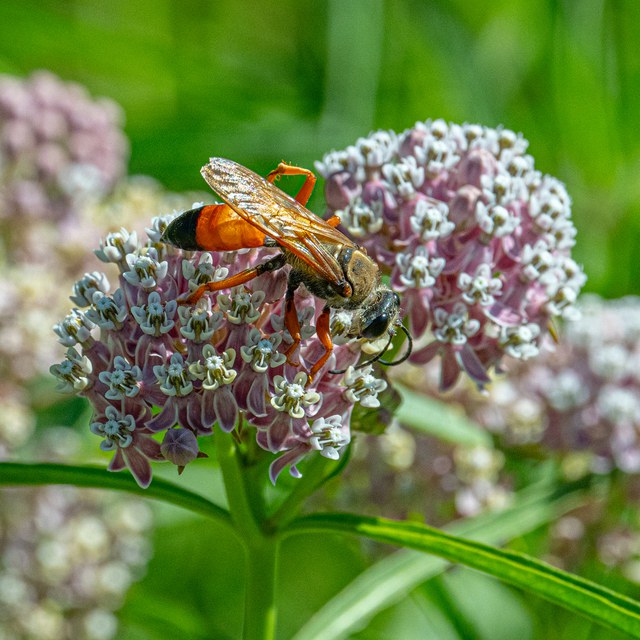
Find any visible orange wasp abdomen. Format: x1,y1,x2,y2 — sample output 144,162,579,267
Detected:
195,204,267,251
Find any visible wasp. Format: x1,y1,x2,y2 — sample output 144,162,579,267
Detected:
162,157,411,382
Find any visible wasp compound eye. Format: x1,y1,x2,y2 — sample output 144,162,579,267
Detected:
362,313,390,339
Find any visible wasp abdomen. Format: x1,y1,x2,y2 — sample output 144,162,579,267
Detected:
162,206,203,250
197,204,267,251
164,204,268,252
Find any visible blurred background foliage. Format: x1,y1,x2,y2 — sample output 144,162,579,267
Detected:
1,1,640,638
1,0,638,297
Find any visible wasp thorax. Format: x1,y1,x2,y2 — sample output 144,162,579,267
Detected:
343,249,379,304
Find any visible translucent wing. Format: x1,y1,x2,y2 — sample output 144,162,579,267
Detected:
201,158,356,288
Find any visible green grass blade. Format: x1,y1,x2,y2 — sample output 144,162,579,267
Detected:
291,477,590,640
0,462,233,531
288,508,640,638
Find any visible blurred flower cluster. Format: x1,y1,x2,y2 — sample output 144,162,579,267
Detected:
0,425,152,640
326,425,510,522
0,70,127,239
317,120,585,390
546,497,640,582
0,483,152,640
418,295,640,474
388,295,640,580
51,215,389,486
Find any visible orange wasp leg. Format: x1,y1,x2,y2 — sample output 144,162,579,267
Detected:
283,283,302,367
307,306,333,385
266,162,317,207
266,164,340,227
178,254,286,306
325,214,341,227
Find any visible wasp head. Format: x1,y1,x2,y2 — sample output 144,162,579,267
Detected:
357,287,401,340
330,286,412,375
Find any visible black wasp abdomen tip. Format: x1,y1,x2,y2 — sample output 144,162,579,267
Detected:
161,206,203,250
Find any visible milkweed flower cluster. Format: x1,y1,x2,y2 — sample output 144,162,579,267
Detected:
0,70,128,237
316,120,585,389
51,214,388,487
465,295,640,474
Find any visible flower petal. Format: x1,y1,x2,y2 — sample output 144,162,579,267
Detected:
136,434,164,461
267,414,293,451
145,400,179,432
440,347,461,391
268,445,310,485
107,448,127,472
122,448,153,488
247,374,268,417
214,386,238,432
457,343,491,387
410,340,441,365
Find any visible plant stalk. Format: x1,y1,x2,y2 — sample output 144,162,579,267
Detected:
213,427,279,640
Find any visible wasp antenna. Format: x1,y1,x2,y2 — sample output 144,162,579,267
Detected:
379,323,413,367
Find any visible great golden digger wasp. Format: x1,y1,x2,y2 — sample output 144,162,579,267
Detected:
162,158,411,382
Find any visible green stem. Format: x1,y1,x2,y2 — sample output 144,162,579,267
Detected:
244,537,279,640
267,454,333,529
213,428,278,640
214,427,263,540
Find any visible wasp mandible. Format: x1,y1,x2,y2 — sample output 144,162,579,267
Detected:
162,158,411,382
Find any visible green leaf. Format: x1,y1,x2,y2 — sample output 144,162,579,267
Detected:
0,462,234,532
287,506,640,638
290,476,587,640
396,384,491,446
435,569,534,640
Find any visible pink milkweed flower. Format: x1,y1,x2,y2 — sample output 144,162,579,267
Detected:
406,295,640,477
52,212,388,487
317,120,585,389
